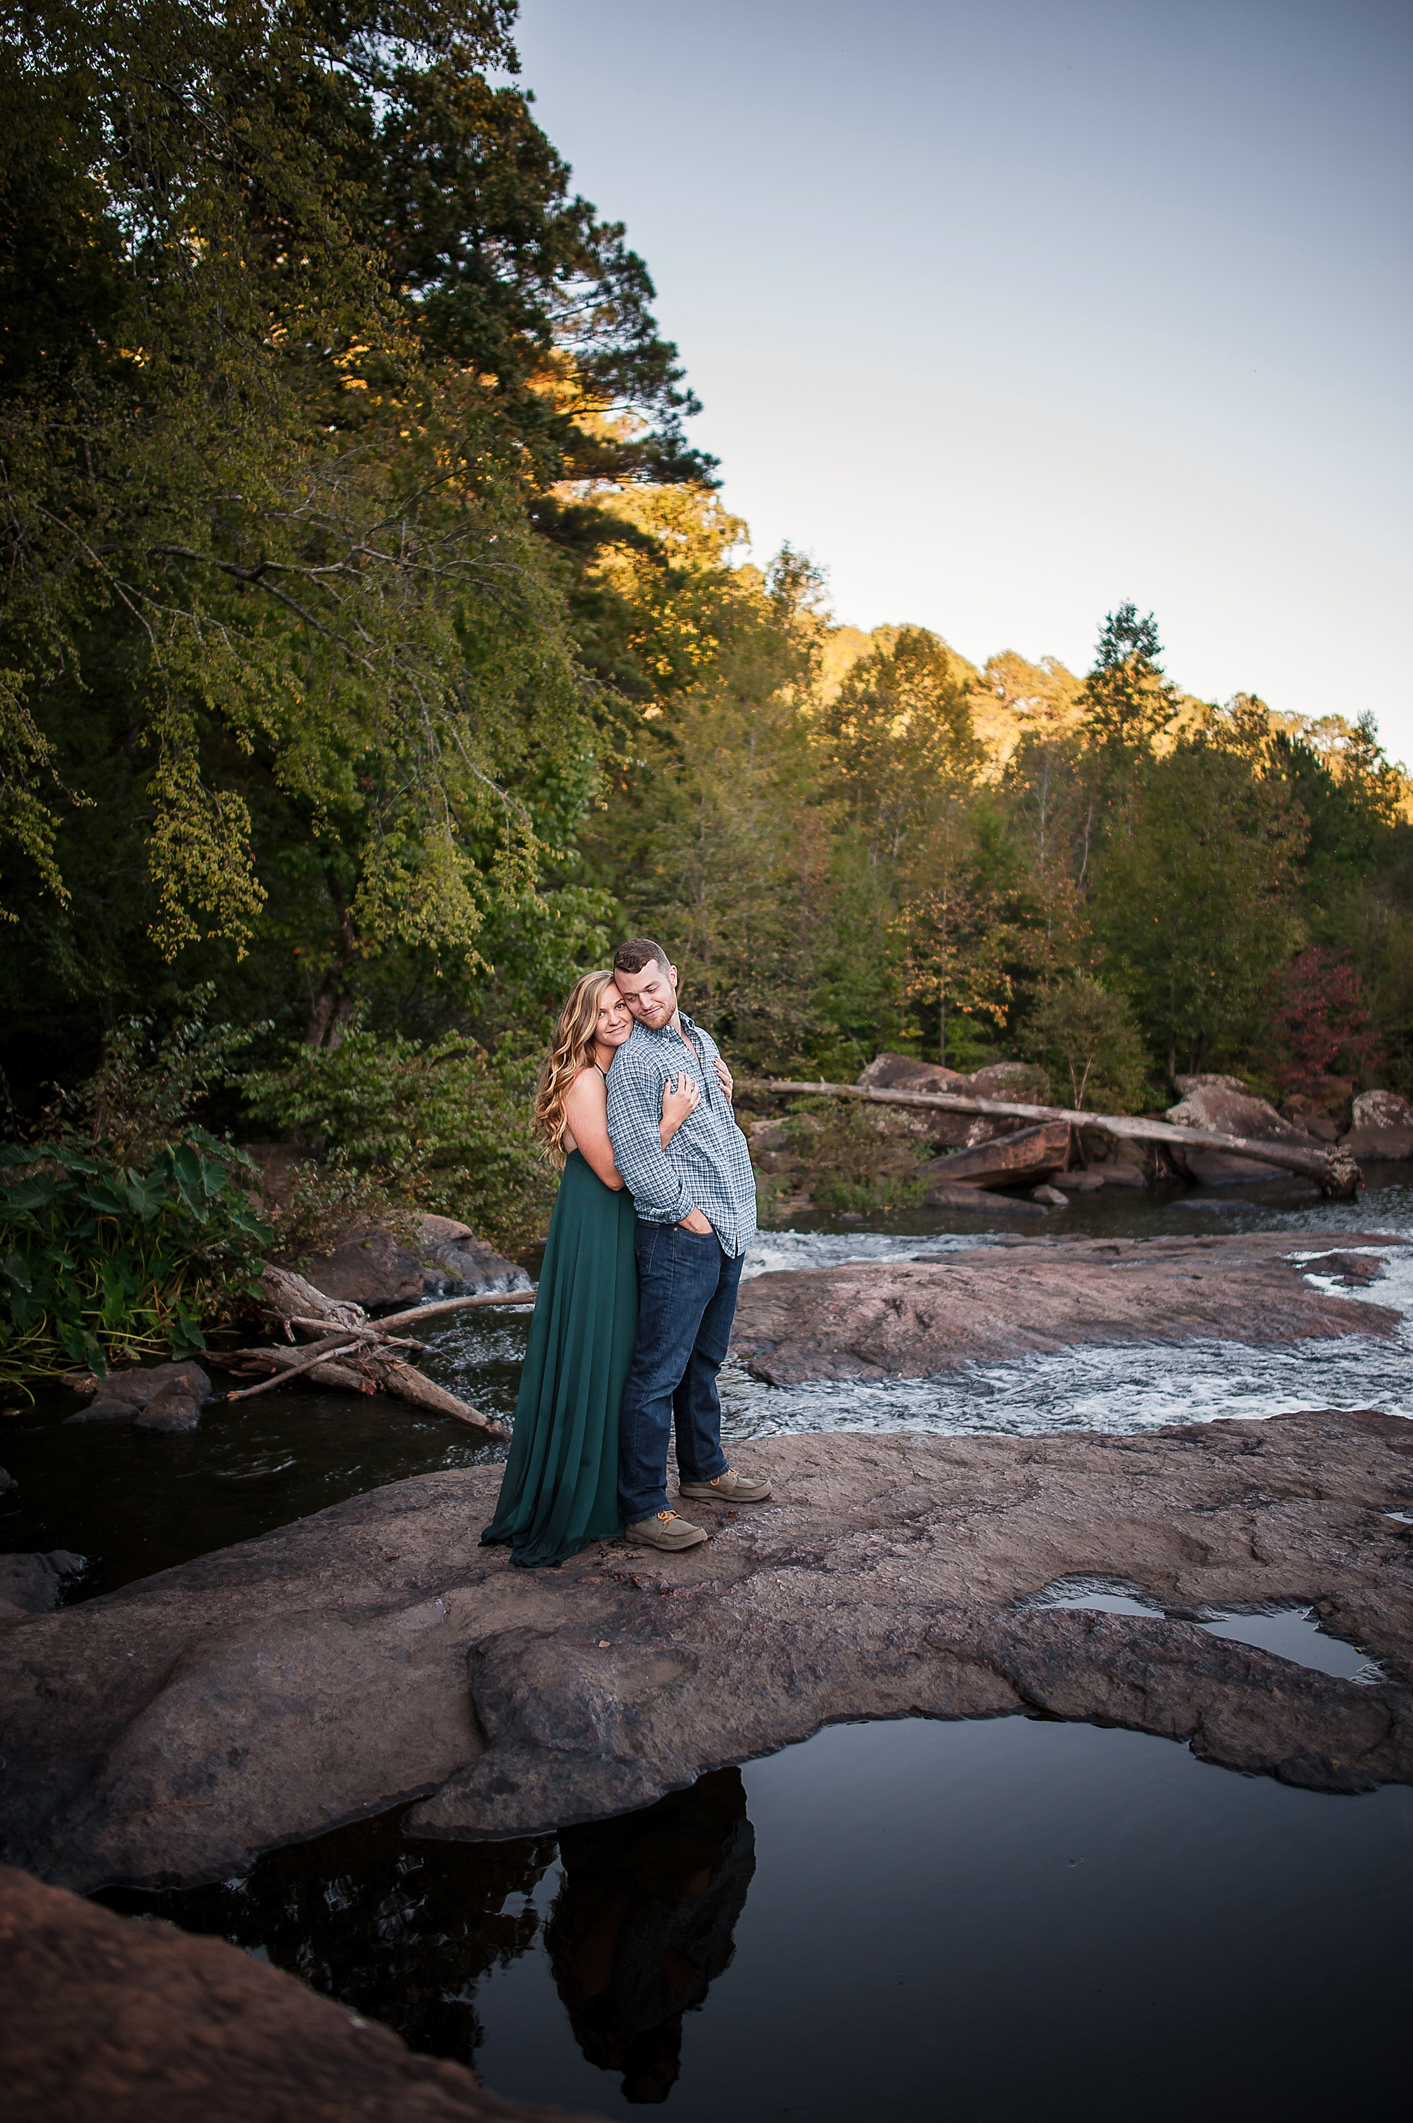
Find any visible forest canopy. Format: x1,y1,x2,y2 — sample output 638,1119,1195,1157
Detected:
3,0,1411,1256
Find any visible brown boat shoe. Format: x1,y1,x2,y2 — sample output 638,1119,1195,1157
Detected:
624,1510,709,1552
678,1467,773,1505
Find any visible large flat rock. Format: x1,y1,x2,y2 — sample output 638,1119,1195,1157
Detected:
1,1409,1410,1894
0,1863,604,2123
731,1231,1404,1384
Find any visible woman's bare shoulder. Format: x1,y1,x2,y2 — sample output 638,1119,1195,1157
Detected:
563,1062,606,1109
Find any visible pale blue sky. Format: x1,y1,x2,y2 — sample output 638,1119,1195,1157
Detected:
515,0,1411,758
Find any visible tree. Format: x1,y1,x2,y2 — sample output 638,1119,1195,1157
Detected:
1020,974,1150,1112
1274,947,1382,1091
1092,737,1307,1080
1078,603,1180,754
0,0,704,1093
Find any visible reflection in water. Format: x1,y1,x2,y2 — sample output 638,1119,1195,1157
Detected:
547,1771,755,2103
93,1718,1411,2121
95,1771,756,2101
99,1806,558,2069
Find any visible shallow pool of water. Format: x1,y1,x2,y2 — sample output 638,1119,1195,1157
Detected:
1020,1576,1385,1680
100,1714,1411,2120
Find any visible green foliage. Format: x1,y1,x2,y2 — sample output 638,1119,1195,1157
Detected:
0,0,701,1079
1020,975,1151,1112
1079,603,1180,754
0,1132,270,1386
241,1026,551,1256
1091,738,1307,1078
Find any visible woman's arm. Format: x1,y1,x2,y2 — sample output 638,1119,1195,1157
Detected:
660,1071,701,1146
562,1068,624,1190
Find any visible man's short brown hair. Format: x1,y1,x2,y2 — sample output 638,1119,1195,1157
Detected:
613,936,672,979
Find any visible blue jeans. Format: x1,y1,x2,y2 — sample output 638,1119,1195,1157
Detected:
618,1220,744,1523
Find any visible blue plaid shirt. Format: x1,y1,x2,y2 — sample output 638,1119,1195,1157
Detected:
606,1014,757,1257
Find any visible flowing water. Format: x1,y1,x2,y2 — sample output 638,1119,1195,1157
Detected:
3,1169,1409,1597
8,1168,1413,2116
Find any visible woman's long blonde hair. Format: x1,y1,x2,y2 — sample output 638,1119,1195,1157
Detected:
533,969,621,1166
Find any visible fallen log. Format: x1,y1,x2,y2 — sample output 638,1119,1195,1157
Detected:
743,1079,1363,1200
919,1118,1071,1190
219,1338,509,1438
224,1337,365,1401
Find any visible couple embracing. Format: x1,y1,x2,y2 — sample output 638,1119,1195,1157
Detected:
482,937,771,1567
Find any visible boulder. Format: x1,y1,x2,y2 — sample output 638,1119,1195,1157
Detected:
1343,1089,1413,1162
1101,1157,1149,1188
1032,1184,1069,1206
1173,1072,1250,1098
857,1052,963,1093
918,1119,1071,1191
854,1055,1049,1150
65,1361,211,1425
305,1222,424,1309
0,1863,604,2123
1165,1082,1313,1185
418,1214,529,1297
1280,1099,1340,1141
0,1549,85,1626
1051,1169,1104,1191
133,1382,203,1434
924,1182,1048,1216
964,1061,1051,1103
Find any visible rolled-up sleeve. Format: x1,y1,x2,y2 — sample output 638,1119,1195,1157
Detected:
606,1052,691,1221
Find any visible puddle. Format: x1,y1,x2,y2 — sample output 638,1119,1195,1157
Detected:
1021,1575,1383,1681
98,1714,1411,2121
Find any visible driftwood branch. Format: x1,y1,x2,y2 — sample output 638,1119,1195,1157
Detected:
374,1289,536,1333
222,1328,510,1437
742,1079,1363,1200
224,1338,364,1401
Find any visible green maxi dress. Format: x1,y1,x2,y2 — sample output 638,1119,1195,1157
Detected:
481,1148,637,1568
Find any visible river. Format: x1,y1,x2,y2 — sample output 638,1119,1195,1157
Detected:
7,1167,1413,2118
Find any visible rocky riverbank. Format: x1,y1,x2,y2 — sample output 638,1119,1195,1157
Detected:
1,1406,1409,1894
730,1230,1405,1384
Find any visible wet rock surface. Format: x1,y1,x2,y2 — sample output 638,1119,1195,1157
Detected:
65,1361,211,1425
1,1407,1410,1893
0,1548,84,1625
419,1216,530,1298
0,1863,605,2123
730,1230,1404,1385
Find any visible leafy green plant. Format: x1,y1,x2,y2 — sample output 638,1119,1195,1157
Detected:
0,1132,271,1387
241,1028,553,1258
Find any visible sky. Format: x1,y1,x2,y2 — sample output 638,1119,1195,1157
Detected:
512,0,1412,761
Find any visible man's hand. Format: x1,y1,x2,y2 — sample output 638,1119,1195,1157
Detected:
679,1206,713,1234
713,1056,734,1101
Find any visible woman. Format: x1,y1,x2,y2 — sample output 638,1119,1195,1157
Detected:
481,970,700,1568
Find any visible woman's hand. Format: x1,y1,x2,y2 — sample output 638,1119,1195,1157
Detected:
714,1056,734,1102
660,1071,701,1146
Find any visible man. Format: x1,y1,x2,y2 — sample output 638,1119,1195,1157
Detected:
606,937,772,1552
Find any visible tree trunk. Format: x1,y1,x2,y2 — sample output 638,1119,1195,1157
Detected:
305,876,359,1047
